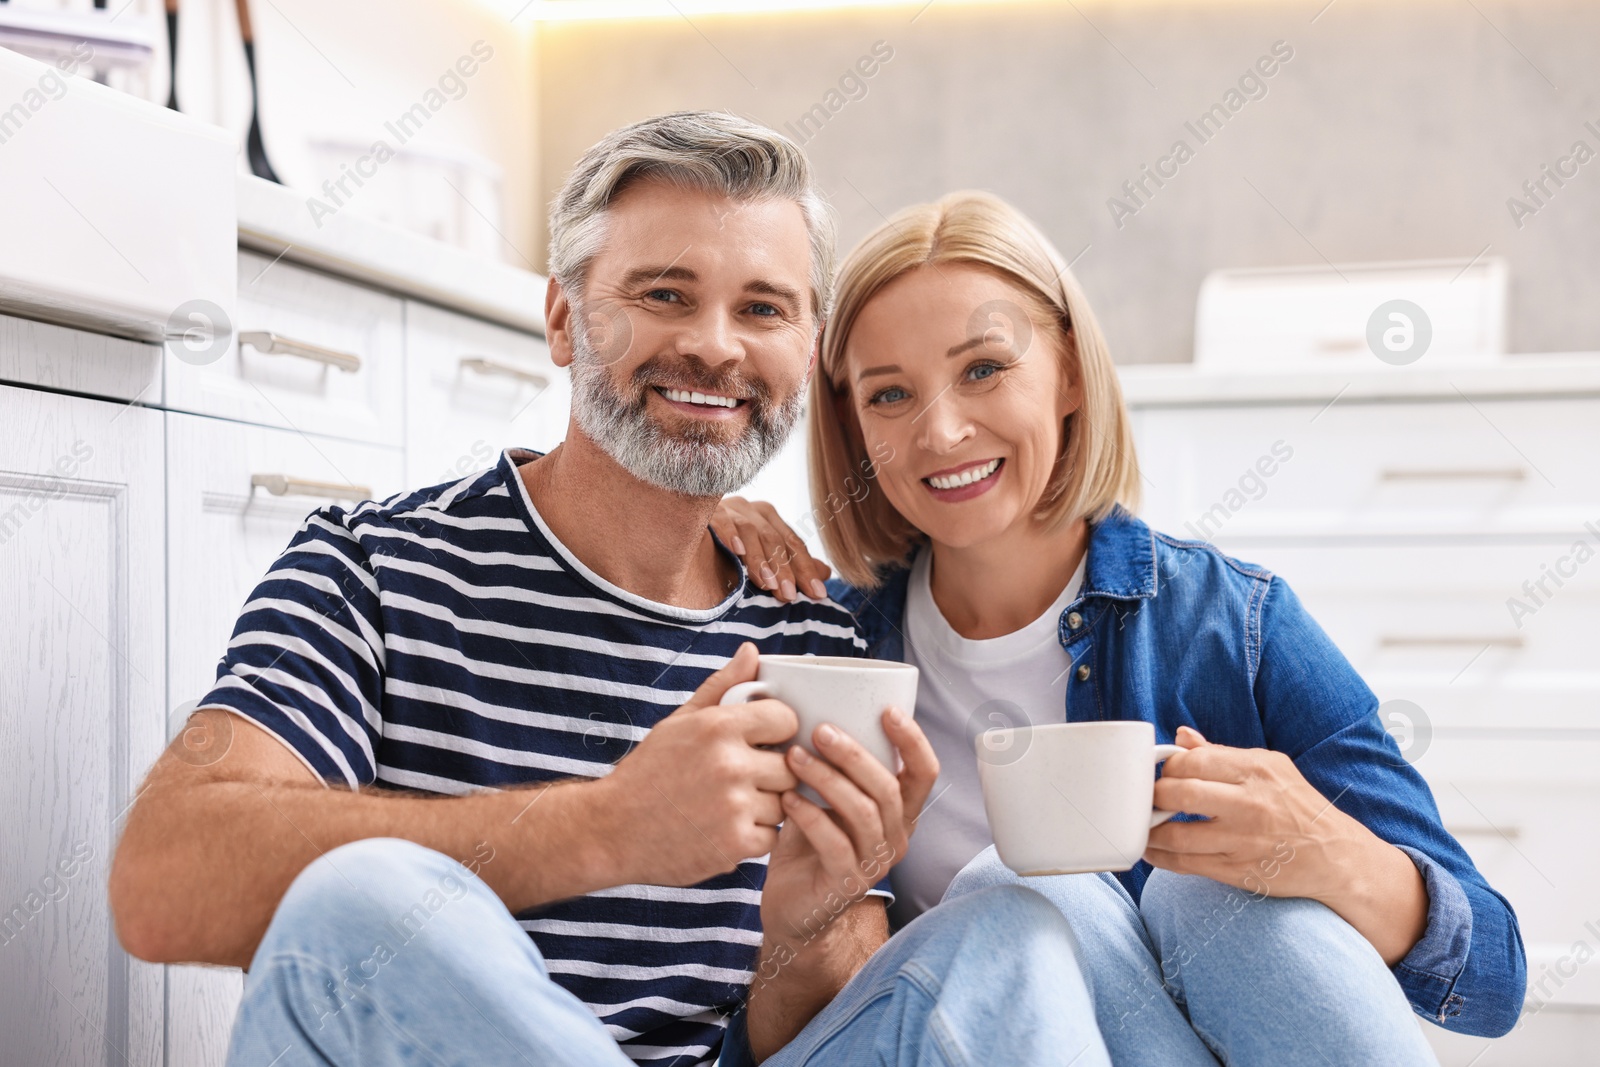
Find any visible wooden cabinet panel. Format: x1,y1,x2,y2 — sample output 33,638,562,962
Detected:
0,383,164,1067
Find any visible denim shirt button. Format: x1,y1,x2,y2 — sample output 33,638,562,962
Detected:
1076,664,1091,682
1066,611,1083,630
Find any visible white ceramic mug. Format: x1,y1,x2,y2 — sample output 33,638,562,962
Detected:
976,720,1182,875
720,655,918,805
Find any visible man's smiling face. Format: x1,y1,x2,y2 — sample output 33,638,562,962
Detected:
552,178,819,498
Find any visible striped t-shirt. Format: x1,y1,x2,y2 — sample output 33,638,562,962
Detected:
198,446,880,1066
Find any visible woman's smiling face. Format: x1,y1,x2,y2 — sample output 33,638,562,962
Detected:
844,263,1082,550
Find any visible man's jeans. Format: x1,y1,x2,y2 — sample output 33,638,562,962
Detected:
226,838,1111,1067
227,840,1436,1066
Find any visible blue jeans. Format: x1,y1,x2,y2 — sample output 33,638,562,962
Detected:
942,845,1438,1066
227,838,1113,1067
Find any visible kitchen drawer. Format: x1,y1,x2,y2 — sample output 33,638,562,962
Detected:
166,411,407,707
1222,542,1600,734
403,298,568,486
1418,751,1600,1008
164,412,404,1067
0,311,163,404
164,250,404,447
1135,397,1600,539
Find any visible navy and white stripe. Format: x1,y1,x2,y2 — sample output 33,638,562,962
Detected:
198,447,877,1066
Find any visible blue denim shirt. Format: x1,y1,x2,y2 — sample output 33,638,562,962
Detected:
827,506,1526,1038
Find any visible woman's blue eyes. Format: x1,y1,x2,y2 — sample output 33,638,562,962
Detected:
869,362,1006,405
645,289,680,303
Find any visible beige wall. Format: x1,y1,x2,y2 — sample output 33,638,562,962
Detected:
534,0,1600,363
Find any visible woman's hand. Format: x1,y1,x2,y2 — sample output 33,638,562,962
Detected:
712,496,833,602
760,708,939,951
1145,725,1429,965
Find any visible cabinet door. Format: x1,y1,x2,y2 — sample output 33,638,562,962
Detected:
0,383,165,1067
403,299,568,486
163,411,404,1067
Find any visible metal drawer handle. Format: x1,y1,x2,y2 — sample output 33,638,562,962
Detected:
459,355,549,388
1379,635,1526,649
251,474,372,501
1380,467,1526,482
240,330,362,373
1444,825,1522,840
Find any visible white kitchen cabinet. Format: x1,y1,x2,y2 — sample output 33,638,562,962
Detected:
164,251,405,448
161,412,405,1067
0,383,166,1067
1123,361,1600,1064
1135,397,1600,541
0,311,163,405
403,298,567,486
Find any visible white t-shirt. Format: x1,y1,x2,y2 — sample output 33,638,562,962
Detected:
890,547,1086,928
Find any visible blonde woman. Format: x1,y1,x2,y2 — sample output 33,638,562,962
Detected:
714,191,1523,1061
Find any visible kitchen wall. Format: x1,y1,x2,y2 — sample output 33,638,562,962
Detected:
534,0,1600,364
170,0,539,263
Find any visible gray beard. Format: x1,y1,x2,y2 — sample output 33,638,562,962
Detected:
567,303,804,498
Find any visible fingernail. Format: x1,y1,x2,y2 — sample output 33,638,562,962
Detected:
816,724,838,745
809,579,827,599
783,791,800,806
790,745,812,764
760,565,777,587
887,706,905,726
780,579,797,601
732,536,746,555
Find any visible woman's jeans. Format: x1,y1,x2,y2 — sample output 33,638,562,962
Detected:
943,845,1438,1066
225,838,1436,1066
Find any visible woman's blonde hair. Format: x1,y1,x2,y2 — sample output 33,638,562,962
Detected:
808,190,1141,589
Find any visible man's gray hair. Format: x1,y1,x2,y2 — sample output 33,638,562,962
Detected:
547,110,836,321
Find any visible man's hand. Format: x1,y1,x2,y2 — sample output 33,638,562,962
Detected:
594,642,801,888
745,705,939,1059
1145,725,1428,965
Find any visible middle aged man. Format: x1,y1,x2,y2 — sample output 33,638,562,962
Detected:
109,111,1104,1066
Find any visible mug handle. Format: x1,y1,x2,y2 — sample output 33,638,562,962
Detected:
1149,743,1185,829
720,680,775,706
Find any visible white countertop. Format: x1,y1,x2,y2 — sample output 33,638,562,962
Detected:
236,174,547,336
1117,353,1600,406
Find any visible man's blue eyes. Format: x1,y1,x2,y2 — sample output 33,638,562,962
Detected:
644,291,780,317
